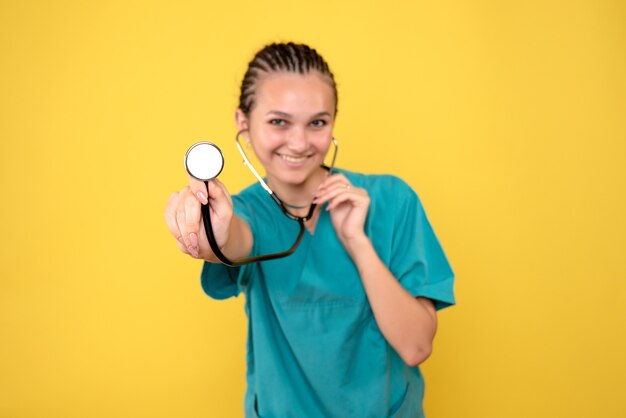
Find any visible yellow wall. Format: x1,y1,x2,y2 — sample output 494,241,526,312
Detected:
1,1,625,417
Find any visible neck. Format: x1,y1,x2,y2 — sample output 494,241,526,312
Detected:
267,166,328,210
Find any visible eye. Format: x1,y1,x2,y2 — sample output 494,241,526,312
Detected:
269,119,286,126
310,119,327,128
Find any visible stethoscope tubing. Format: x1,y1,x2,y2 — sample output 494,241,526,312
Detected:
201,180,305,267
188,131,338,266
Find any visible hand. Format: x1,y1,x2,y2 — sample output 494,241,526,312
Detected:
312,173,371,249
164,176,233,260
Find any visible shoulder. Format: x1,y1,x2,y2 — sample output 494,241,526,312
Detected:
230,182,273,224
232,181,268,209
338,168,420,204
234,181,264,199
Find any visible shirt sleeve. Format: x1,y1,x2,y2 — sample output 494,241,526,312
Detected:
389,179,456,311
199,194,257,300
200,261,243,299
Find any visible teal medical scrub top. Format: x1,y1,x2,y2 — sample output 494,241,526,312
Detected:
201,169,455,418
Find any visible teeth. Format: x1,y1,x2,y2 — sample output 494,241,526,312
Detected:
281,154,307,163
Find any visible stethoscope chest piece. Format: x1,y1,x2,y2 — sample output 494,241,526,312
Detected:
185,142,224,181
182,135,337,266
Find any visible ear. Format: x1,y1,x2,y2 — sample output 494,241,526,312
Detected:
234,109,250,141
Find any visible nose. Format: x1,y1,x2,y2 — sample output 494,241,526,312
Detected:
286,127,308,154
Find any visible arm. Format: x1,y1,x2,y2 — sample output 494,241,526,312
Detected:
345,236,437,366
313,174,437,366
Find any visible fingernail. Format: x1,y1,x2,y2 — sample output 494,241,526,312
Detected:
189,233,198,249
188,246,198,258
197,192,208,205
177,236,184,244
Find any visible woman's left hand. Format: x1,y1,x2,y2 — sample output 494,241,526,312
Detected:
313,173,371,249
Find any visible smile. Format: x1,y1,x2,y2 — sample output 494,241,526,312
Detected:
279,154,310,163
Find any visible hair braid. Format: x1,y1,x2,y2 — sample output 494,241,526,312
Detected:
238,42,337,116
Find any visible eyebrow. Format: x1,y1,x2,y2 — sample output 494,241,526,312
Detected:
266,110,332,118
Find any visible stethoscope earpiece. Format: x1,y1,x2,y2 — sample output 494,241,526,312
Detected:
184,142,224,181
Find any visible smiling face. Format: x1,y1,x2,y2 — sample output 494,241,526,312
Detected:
236,70,336,193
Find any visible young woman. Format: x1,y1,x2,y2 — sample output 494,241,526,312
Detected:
164,42,455,418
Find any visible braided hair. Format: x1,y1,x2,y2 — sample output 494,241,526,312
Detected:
238,42,338,116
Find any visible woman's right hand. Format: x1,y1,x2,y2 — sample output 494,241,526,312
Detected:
164,177,234,260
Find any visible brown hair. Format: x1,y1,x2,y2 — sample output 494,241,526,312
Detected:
238,42,337,116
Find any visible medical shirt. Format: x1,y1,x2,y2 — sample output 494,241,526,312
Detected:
201,169,455,418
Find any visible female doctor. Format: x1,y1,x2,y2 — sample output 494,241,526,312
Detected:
164,42,455,418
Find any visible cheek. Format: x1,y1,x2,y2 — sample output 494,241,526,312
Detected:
311,131,334,152
260,125,284,142
251,126,284,156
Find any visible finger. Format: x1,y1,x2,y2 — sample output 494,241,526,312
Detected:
206,179,233,218
188,175,209,205
175,192,200,257
207,179,232,203
313,183,355,205
184,193,202,252
315,177,352,199
327,190,369,210
317,173,350,190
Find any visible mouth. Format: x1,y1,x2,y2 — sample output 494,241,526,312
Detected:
278,153,310,164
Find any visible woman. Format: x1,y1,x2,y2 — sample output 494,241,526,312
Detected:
164,42,455,418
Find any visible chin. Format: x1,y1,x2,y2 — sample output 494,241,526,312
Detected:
277,172,312,186
273,167,319,187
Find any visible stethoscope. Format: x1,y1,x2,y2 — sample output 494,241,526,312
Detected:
184,130,338,266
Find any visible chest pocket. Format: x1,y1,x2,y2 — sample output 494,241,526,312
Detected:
267,224,367,309
250,217,391,418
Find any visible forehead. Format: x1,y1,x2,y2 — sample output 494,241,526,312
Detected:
253,71,335,114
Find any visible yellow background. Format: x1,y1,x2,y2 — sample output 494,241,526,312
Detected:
1,0,625,417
